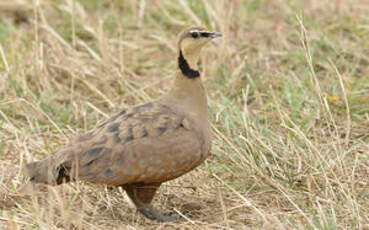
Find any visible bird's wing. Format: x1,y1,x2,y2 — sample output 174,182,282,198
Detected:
24,102,203,185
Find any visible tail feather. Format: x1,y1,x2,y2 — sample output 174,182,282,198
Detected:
23,157,72,185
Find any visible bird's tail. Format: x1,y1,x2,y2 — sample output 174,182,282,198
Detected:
23,156,72,185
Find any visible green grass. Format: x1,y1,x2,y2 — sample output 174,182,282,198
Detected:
0,0,368,229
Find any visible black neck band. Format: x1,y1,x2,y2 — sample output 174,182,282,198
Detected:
178,50,200,78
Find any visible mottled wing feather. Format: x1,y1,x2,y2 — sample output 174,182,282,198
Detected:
79,126,202,185
25,102,203,186
76,102,203,185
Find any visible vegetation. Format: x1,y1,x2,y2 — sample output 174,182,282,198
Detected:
0,0,368,229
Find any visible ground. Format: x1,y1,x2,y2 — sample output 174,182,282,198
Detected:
0,0,368,229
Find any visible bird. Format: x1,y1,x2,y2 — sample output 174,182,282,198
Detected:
22,26,222,222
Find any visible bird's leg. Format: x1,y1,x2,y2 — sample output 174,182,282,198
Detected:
123,183,180,222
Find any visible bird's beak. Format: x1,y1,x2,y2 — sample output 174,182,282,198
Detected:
209,32,222,38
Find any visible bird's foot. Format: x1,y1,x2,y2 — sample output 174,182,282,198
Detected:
138,206,180,222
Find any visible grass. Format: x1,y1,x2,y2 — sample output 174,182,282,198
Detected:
0,0,368,229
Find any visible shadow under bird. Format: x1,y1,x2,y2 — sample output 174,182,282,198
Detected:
23,26,222,222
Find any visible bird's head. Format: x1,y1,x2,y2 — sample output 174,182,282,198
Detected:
177,26,222,78
178,26,222,55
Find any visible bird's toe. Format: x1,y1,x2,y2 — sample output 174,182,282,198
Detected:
138,206,180,222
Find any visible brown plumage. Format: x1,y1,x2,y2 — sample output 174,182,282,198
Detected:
23,26,222,222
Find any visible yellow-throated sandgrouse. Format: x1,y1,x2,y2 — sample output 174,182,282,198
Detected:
23,26,222,222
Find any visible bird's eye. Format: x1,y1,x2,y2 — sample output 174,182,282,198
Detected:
191,32,199,39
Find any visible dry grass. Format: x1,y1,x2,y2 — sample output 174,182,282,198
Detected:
1,0,369,229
